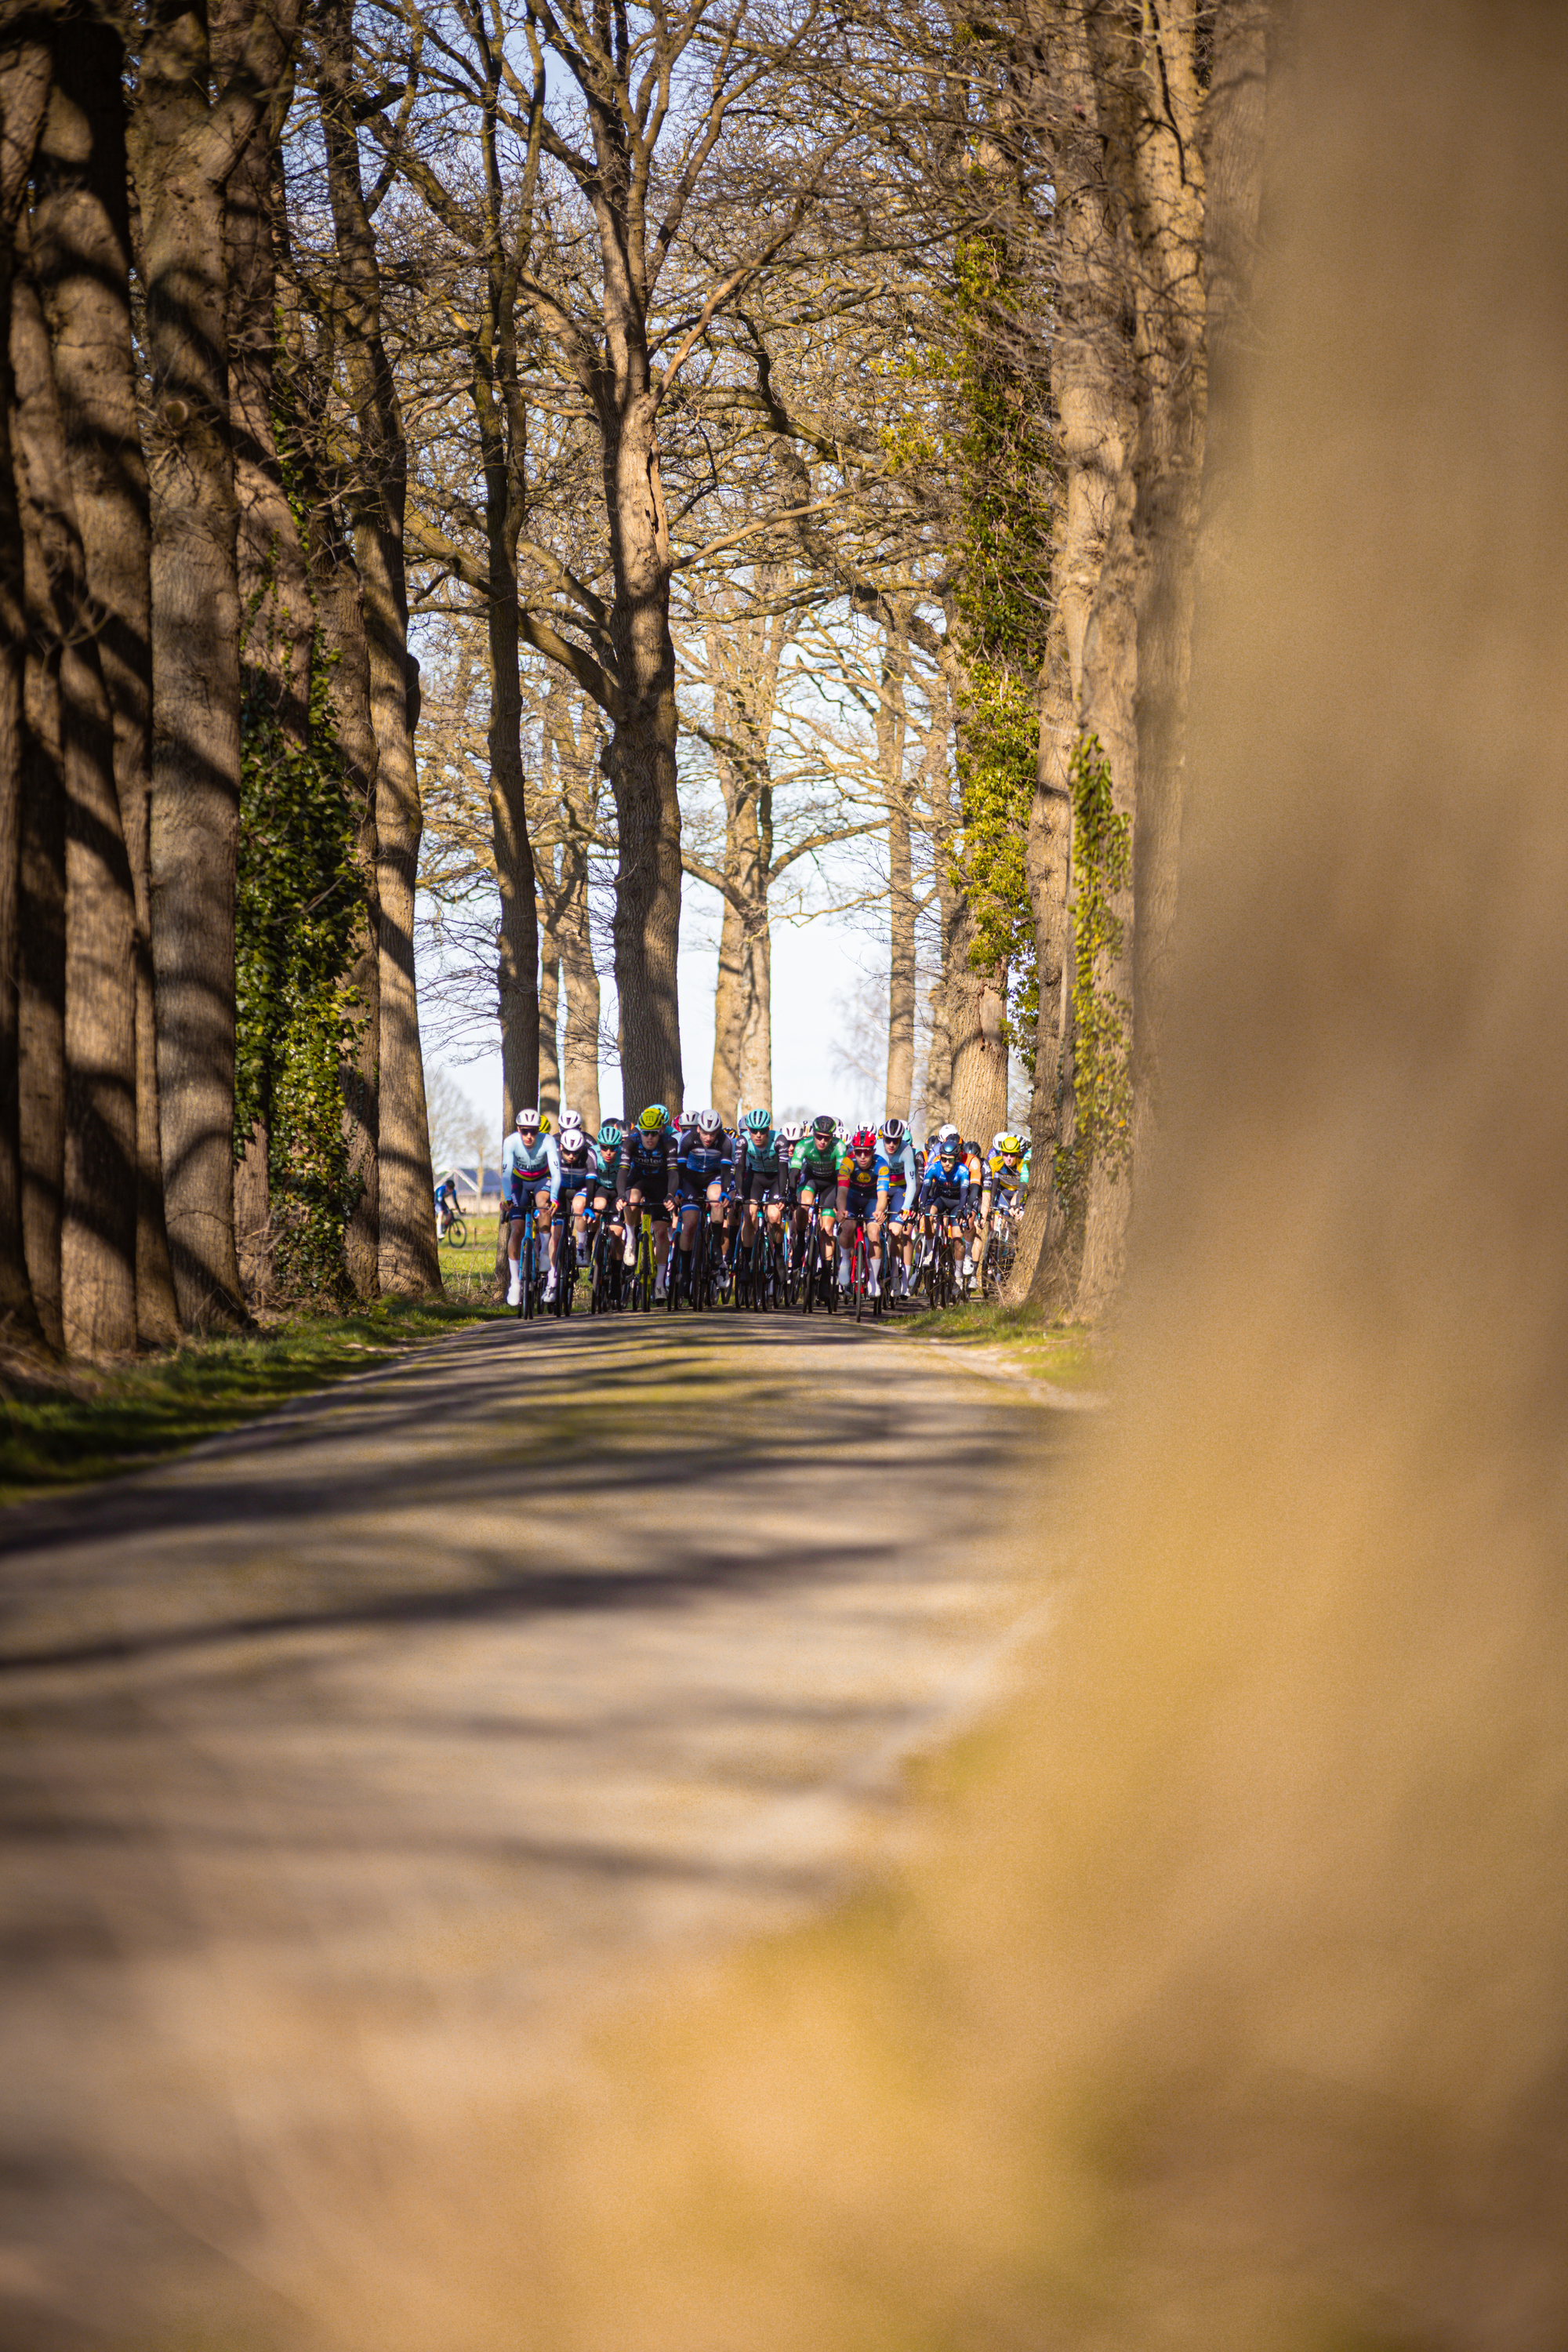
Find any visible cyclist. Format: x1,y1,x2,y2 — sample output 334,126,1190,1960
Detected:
732,1106,786,1262
835,1126,890,1298
919,1127,974,1294
879,1115,920,1298
503,1109,562,1305
673,1108,732,1302
434,1171,459,1237
978,1132,1026,1287
554,1118,597,1276
617,1104,676,1299
790,1114,842,1284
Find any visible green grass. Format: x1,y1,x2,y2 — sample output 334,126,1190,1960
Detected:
438,1221,505,1299
0,1293,509,1504
891,1297,1105,1388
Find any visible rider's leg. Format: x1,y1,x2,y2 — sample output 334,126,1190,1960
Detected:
866,1208,884,1294
653,1210,673,1294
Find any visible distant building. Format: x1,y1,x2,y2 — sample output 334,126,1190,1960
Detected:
441,1164,503,1208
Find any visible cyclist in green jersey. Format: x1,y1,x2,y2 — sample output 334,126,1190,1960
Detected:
789,1113,841,1281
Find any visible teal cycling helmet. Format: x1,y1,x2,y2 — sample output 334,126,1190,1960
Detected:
597,1119,624,1151
742,1106,772,1131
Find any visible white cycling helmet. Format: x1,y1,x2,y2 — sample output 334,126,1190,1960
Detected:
694,1107,722,1134
515,1106,542,1131
880,1115,907,1145
560,1109,585,1133
937,1121,960,1144
779,1120,805,1144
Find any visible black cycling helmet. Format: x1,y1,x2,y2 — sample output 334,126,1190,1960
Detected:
811,1113,836,1139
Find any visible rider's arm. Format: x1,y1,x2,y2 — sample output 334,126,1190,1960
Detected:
544,1134,562,1202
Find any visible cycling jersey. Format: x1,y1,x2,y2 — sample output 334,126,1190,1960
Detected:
677,1135,732,1197
884,1135,920,1201
556,1143,593,1196
618,1131,673,1201
790,1138,839,1193
503,1131,561,1204
920,1160,971,1214
983,1155,1023,1199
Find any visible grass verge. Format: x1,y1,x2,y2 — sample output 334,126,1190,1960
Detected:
887,1297,1105,1389
0,1293,508,1504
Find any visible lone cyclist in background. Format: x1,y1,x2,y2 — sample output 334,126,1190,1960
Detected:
503,1108,562,1305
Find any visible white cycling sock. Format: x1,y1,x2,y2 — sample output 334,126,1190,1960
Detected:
837,1249,851,1284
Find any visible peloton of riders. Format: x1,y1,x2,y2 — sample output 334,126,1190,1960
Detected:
493,1099,1030,1310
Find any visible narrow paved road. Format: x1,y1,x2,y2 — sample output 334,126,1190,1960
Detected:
0,1313,1074,2350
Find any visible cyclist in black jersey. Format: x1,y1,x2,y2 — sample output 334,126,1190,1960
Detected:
673,1108,732,1301
617,1105,676,1298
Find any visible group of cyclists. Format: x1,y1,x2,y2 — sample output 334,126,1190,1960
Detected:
486,1101,1030,1319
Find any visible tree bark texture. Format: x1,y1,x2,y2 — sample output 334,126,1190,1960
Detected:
537,872,561,1116
606,401,682,1116
131,0,302,1330
315,0,437,1294
704,606,784,1120
879,608,914,1124
1093,2,1209,1195
306,487,380,1301
12,240,138,1355
35,18,180,1346
0,34,50,1350
1014,615,1073,1298
549,698,602,1134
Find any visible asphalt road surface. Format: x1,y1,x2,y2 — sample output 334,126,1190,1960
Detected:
0,1311,1076,2350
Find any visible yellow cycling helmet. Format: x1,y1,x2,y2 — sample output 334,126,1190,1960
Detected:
637,1102,670,1133
539,1112,554,1134
998,1133,1023,1158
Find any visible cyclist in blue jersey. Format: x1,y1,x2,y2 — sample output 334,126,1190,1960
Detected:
503,1109,562,1304
878,1114,920,1299
553,1118,596,1273
617,1105,676,1298
673,1108,733,1302
918,1127,974,1284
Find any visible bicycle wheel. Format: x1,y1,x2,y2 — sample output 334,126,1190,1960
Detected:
520,1218,535,1319
853,1223,866,1323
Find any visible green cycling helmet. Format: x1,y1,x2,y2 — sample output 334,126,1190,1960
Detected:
597,1119,624,1151
636,1102,670,1133
742,1106,772,1132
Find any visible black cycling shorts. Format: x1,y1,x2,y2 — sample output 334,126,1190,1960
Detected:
836,1181,887,1225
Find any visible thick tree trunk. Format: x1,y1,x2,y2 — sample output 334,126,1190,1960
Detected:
1013,619,1073,1298
606,399,682,1113
0,34,50,1352
17,680,64,1352
538,879,561,1116
879,610,913,1123
557,851,601,1131
485,471,539,1135
1188,0,1271,811
129,2,266,1331
12,249,137,1355
710,884,744,1120
1103,5,1209,1195
307,494,380,1299
316,5,436,1294
948,928,1010,1148
739,909,771,1112
35,21,179,1347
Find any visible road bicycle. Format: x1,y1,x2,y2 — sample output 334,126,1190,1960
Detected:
845,1214,885,1323
437,1208,468,1248
587,1211,622,1313
551,1214,578,1319
511,1197,543,1320
798,1204,836,1315
982,1206,1018,1298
